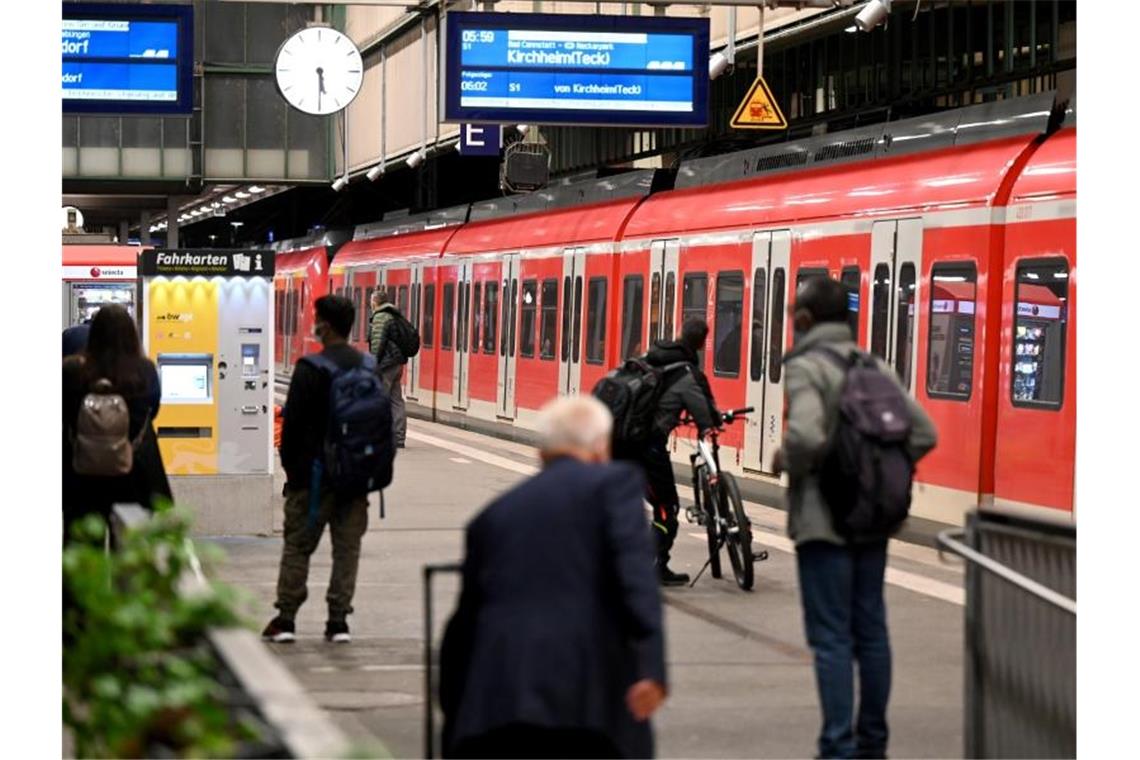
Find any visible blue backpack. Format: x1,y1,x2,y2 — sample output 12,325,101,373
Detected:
303,352,395,499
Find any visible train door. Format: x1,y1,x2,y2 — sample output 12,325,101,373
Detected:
648,239,680,343
451,261,473,410
558,248,587,395
742,230,791,473
406,263,424,402
497,254,520,418
868,219,924,392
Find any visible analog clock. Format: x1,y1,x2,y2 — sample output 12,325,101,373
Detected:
274,26,363,116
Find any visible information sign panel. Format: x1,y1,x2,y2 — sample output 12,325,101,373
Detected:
444,12,709,128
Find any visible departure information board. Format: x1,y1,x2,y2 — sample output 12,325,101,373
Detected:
62,4,193,114
444,12,709,128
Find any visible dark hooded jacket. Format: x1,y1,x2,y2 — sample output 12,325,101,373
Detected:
644,340,720,436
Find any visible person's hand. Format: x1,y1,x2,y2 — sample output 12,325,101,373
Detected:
771,447,785,477
625,679,666,721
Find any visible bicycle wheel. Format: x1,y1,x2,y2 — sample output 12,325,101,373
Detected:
718,473,754,591
697,468,722,579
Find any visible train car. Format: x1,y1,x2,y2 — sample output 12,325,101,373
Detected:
331,206,469,408
62,243,144,328
435,172,657,430
266,230,350,380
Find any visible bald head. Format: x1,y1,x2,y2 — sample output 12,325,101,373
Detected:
536,395,613,465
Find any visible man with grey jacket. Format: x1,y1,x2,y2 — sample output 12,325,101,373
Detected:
773,276,937,760
368,289,407,448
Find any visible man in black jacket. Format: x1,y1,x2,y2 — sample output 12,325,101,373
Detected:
441,396,667,758
618,318,720,586
263,295,371,645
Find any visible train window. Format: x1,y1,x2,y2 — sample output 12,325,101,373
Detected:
649,272,661,344
354,287,365,342
796,267,828,291
682,272,707,327
663,272,675,341
508,279,519,358
459,282,470,353
768,269,786,384
472,282,483,351
520,279,537,358
895,263,917,390
870,264,891,360
1012,258,1069,410
561,277,572,362
572,276,583,363
500,279,510,357
286,290,295,336
398,285,409,320
441,283,455,350
621,275,644,359
483,281,498,354
714,271,744,377
422,284,435,348
411,283,420,331
586,277,607,364
540,279,558,360
750,269,767,382
841,267,860,341
927,263,977,400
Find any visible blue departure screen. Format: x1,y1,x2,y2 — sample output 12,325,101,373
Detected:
445,13,709,128
62,5,193,114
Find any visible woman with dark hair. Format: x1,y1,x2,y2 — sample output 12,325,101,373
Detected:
62,304,171,539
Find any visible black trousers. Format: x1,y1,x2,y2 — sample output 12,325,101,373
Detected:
616,435,679,566
449,724,622,759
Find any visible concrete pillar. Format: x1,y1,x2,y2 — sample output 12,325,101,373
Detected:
166,196,180,248
140,211,151,246
118,219,129,244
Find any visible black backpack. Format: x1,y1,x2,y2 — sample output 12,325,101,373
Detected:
303,352,395,499
814,347,915,541
386,312,420,359
592,357,688,446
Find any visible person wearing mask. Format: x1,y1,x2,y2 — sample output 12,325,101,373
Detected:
62,305,170,540
441,396,667,759
774,276,937,760
368,289,408,449
615,318,720,586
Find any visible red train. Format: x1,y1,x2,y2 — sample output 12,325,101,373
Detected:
271,92,1076,527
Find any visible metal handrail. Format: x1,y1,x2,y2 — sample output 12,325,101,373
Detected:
937,528,1076,616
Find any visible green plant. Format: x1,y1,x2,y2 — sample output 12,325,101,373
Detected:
63,508,261,758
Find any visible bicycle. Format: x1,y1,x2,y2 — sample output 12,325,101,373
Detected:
682,407,769,591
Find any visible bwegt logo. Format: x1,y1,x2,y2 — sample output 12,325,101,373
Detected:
156,252,229,267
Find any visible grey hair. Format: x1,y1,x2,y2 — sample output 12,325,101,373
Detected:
535,395,613,454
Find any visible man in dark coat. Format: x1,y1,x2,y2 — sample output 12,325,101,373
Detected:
440,396,668,759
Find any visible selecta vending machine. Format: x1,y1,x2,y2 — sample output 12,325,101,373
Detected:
62,243,143,328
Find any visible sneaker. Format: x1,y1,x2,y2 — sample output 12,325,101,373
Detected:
261,616,296,643
324,620,351,643
658,566,690,587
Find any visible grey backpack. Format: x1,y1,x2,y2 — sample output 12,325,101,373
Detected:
71,378,145,477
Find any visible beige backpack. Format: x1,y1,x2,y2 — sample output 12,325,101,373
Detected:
71,378,146,476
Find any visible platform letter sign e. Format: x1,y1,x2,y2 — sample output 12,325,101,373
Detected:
460,124,502,156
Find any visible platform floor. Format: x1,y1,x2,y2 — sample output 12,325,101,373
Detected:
206,417,966,759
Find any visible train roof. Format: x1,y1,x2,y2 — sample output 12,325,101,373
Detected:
467,170,659,223
351,204,470,242
257,228,353,255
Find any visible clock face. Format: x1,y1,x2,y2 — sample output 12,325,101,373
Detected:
274,27,363,116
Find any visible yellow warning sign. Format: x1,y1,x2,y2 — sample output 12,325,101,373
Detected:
730,75,787,130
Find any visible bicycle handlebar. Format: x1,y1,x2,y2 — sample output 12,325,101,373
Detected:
679,406,754,432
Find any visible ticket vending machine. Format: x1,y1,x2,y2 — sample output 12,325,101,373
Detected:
140,249,275,534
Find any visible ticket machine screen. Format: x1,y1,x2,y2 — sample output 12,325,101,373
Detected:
160,361,212,402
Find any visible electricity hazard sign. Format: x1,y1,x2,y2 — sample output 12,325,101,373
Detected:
730,75,787,130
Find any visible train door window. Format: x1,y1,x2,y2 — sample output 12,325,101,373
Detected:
411,283,420,331
508,278,519,357
483,281,498,354
768,268,786,383
540,278,558,360
1012,258,1069,409
422,284,435,348
841,267,860,340
663,272,675,340
280,291,288,335
586,277,607,364
500,279,510,357
365,286,375,320
927,263,977,400
472,282,483,351
519,279,537,358
894,263,917,389
870,264,892,360
649,272,661,344
714,271,744,377
461,282,473,353
572,276,583,363
621,275,644,359
287,290,296,336
561,277,572,361
750,268,767,382
441,282,455,349
682,272,707,327
398,285,409,317
796,267,828,291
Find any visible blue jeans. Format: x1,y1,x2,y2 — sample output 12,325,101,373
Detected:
796,540,891,760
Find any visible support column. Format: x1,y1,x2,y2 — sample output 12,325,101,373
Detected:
140,211,151,246
167,196,181,248
118,220,129,245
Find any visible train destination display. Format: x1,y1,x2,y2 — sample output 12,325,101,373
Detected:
62,4,193,114
445,13,709,127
